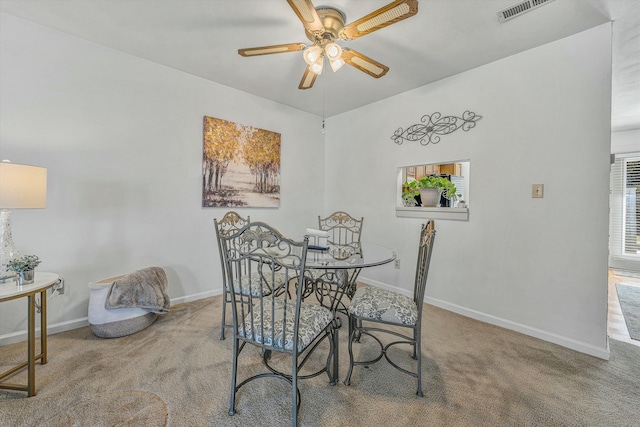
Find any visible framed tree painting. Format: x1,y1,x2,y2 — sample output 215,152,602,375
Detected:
202,116,280,207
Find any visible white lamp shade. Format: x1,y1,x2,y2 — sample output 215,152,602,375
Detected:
330,57,345,72
0,162,47,209
309,55,324,75
324,43,342,61
303,45,323,65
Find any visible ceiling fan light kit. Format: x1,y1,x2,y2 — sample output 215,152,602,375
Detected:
310,55,324,74
329,56,345,72
238,0,419,89
303,44,323,65
324,42,342,61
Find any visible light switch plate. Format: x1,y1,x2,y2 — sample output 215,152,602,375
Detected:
532,184,544,198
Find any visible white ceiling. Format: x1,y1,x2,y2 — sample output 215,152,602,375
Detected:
0,0,638,131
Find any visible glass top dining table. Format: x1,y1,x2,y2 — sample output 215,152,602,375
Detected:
304,242,396,270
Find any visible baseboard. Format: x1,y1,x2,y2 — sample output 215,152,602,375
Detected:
611,268,640,279
0,317,89,346
169,289,221,305
358,277,611,360
358,276,407,295
0,288,223,347
427,297,610,360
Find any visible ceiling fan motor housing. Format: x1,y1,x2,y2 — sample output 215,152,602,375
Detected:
305,7,346,45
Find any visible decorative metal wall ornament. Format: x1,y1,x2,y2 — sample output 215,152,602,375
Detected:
391,111,482,146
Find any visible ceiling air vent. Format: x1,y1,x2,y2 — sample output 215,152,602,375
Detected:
497,0,556,23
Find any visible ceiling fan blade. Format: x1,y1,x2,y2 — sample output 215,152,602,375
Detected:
238,43,306,57
341,48,389,78
340,0,419,40
298,65,317,90
287,0,325,36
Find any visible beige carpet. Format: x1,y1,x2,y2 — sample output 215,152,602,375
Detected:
1,295,639,426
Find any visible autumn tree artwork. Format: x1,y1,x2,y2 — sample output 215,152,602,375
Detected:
202,116,280,207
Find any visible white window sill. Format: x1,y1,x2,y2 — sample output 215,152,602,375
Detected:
395,207,469,221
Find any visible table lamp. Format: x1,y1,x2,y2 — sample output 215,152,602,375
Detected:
0,160,47,281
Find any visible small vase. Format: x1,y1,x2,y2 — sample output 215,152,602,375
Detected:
15,270,34,286
23,270,35,284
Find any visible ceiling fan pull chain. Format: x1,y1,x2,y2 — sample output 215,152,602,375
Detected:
322,74,326,133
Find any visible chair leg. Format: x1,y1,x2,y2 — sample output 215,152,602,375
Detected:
332,322,339,385
325,326,335,385
416,332,423,397
412,328,418,360
347,315,359,343
229,338,239,415
220,288,228,340
352,318,363,342
292,355,298,426
343,321,358,386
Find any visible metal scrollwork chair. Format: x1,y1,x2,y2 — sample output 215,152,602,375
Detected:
215,212,250,340
307,211,364,312
319,211,363,262
344,220,435,397
215,212,290,340
220,222,336,426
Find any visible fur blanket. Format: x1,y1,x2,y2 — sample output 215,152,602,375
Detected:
105,267,170,313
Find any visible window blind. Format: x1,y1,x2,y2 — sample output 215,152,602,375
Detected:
609,154,640,270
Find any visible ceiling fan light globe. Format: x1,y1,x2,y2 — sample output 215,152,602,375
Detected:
329,57,345,72
310,57,324,75
303,45,323,65
324,42,342,61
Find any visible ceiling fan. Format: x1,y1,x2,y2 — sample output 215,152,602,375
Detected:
238,0,419,90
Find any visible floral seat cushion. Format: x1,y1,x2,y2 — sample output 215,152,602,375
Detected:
239,299,333,352
232,270,288,297
348,286,418,326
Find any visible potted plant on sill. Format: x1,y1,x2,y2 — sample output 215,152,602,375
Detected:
402,176,458,207
8,254,41,285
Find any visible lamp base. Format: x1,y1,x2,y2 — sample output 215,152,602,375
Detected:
0,209,20,282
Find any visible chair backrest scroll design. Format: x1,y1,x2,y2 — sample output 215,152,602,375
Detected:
318,211,364,260
214,211,251,281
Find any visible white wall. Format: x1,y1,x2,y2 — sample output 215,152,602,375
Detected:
0,13,324,342
325,24,612,358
